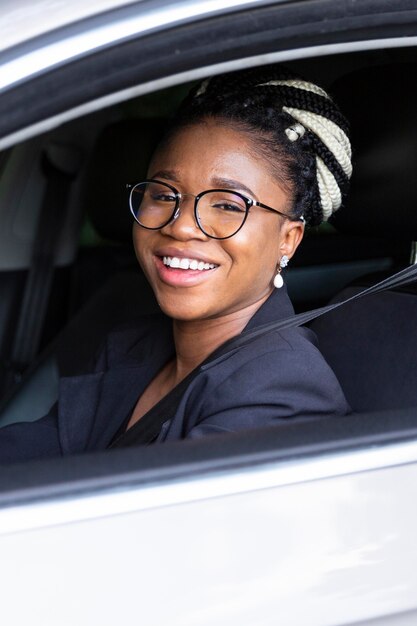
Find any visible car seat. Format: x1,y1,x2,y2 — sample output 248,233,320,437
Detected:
0,119,163,425
311,63,417,411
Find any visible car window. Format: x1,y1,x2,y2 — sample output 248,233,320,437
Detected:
2,3,417,623
0,0,416,456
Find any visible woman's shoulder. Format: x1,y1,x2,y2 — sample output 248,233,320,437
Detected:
176,325,350,440
261,325,321,352
249,325,334,373
190,328,350,423
197,324,350,410
203,324,323,374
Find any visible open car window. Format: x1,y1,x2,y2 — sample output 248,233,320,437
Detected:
1,1,417,624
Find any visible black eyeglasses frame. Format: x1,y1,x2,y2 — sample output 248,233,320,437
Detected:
127,179,304,240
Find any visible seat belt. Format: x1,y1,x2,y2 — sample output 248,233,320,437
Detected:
111,261,417,448
1,143,82,394
226,261,417,352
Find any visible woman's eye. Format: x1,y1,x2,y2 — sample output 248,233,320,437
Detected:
214,202,245,213
152,193,175,202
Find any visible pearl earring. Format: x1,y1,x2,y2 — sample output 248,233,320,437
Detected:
273,270,283,289
273,255,289,289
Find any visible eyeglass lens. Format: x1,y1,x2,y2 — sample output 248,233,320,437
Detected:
130,181,248,238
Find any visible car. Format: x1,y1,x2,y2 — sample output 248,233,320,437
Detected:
1,1,417,624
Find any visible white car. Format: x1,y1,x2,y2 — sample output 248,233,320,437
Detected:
1,1,417,624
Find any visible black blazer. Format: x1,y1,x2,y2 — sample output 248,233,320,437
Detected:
0,288,350,463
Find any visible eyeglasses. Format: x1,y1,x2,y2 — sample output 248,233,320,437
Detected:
127,179,303,240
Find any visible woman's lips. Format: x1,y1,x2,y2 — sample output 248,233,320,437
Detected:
154,255,218,286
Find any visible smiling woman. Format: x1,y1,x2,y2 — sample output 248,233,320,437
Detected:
134,121,301,321
0,64,353,461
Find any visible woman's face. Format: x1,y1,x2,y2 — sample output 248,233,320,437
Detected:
133,119,304,321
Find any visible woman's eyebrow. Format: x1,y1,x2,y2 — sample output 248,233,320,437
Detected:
150,169,180,182
149,172,257,198
211,176,256,198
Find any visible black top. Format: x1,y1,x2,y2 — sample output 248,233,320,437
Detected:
0,287,350,463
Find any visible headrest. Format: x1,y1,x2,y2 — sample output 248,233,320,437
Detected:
330,63,417,240
85,119,166,242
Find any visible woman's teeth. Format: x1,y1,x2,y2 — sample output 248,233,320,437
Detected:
162,256,217,270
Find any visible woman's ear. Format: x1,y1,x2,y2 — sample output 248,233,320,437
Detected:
279,219,305,260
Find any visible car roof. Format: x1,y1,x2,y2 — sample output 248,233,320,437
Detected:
0,0,142,53
0,0,279,54
0,0,279,97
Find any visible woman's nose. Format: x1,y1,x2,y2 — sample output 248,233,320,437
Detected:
161,195,206,240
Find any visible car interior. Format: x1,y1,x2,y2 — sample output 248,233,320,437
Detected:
0,46,416,453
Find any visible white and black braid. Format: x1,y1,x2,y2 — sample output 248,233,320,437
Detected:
258,79,352,220
166,66,352,226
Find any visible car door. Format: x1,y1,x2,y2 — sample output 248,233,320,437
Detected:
1,1,417,625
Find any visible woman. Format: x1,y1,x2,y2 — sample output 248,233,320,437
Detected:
0,65,352,462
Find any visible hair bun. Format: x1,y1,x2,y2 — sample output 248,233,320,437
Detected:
257,79,352,221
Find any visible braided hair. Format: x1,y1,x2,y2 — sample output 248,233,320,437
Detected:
162,65,352,226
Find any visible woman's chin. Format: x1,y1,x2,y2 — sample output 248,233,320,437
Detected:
154,292,214,322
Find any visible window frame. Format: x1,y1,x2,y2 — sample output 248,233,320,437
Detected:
1,0,417,514
2,0,417,147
